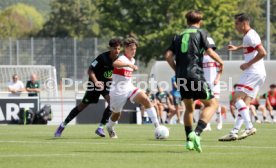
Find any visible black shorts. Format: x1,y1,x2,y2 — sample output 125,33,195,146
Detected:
173,96,182,105
81,89,109,104
178,78,214,100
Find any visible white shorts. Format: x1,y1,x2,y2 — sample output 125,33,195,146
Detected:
209,83,220,99
235,73,266,98
110,84,141,112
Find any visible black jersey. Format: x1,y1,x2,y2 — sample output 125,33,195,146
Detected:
89,51,116,83
156,91,170,104
168,26,216,80
148,94,155,102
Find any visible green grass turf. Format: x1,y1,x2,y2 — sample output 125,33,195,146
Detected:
0,123,275,168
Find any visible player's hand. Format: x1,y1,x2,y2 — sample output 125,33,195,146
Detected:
95,81,104,90
240,63,250,71
129,64,138,71
227,45,239,51
214,79,219,85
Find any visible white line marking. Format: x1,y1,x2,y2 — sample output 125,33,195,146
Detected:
0,153,77,158
0,140,275,150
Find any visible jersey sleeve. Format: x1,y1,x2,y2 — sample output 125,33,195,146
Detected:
89,55,103,72
167,35,178,54
200,30,216,51
19,81,24,89
247,31,262,48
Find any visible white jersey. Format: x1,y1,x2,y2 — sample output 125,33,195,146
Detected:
112,55,135,85
110,55,140,112
203,55,220,97
203,55,219,85
243,29,266,75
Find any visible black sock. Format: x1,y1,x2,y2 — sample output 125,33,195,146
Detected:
271,115,274,120
263,116,267,120
64,106,80,125
254,116,258,121
100,106,112,125
195,120,207,136
185,126,193,141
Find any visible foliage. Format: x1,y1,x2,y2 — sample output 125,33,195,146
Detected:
38,0,100,38
99,0,239,62
0,3,44,38
0,0,50,16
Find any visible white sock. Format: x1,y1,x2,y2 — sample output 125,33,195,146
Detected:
232,113,244,134
145,107,160,128
107,117,117,128
235,99,253,129
216,106,222,123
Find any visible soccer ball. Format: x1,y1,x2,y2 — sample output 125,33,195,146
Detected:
154,125,169,139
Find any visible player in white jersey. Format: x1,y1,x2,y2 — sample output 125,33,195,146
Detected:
203,54,227,131
106,37,160,138
219,13,267,141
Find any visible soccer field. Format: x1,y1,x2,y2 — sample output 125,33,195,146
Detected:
0,124,275,168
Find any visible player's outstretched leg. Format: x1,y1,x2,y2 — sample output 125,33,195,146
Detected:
95,106,112,137
54,106,82,137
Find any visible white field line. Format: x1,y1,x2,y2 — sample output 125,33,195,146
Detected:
0,153,77,158
0,140,276,150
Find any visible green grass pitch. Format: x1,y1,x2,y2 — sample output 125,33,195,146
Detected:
0,123,275,168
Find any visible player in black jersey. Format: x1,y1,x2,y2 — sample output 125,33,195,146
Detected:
54,38,122,138
165,10,224,152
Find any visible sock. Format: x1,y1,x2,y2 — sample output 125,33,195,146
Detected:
64,106,80,126
263,116,267,120
195,119,207,136
254,116,259,121
232,113,243,133
271,115,274,120
107,117,117,128
185,126,193,141
216,106,222,123
145,107,159,128
99,105,112,126
235,99,253,129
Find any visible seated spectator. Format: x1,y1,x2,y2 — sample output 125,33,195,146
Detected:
169,75,182,124
7,74,25,97
26,73,40,97
249,94,266,123
262,84,276,123
155,85,175,124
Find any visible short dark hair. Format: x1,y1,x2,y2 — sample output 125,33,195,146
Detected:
185,10,203,25
270,84,276,89
234,13,250,22
109,38,122,47
124,37,138,47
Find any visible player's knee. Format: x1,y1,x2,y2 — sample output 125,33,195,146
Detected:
142,99,152,109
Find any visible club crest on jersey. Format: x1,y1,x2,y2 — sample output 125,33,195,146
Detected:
104,70,113,78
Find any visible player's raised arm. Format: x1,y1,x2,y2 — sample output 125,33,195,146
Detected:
227,44,243,51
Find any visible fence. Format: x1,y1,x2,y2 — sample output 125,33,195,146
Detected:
0,38,275,83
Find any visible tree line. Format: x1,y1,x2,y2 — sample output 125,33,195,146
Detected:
0,0,274,62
